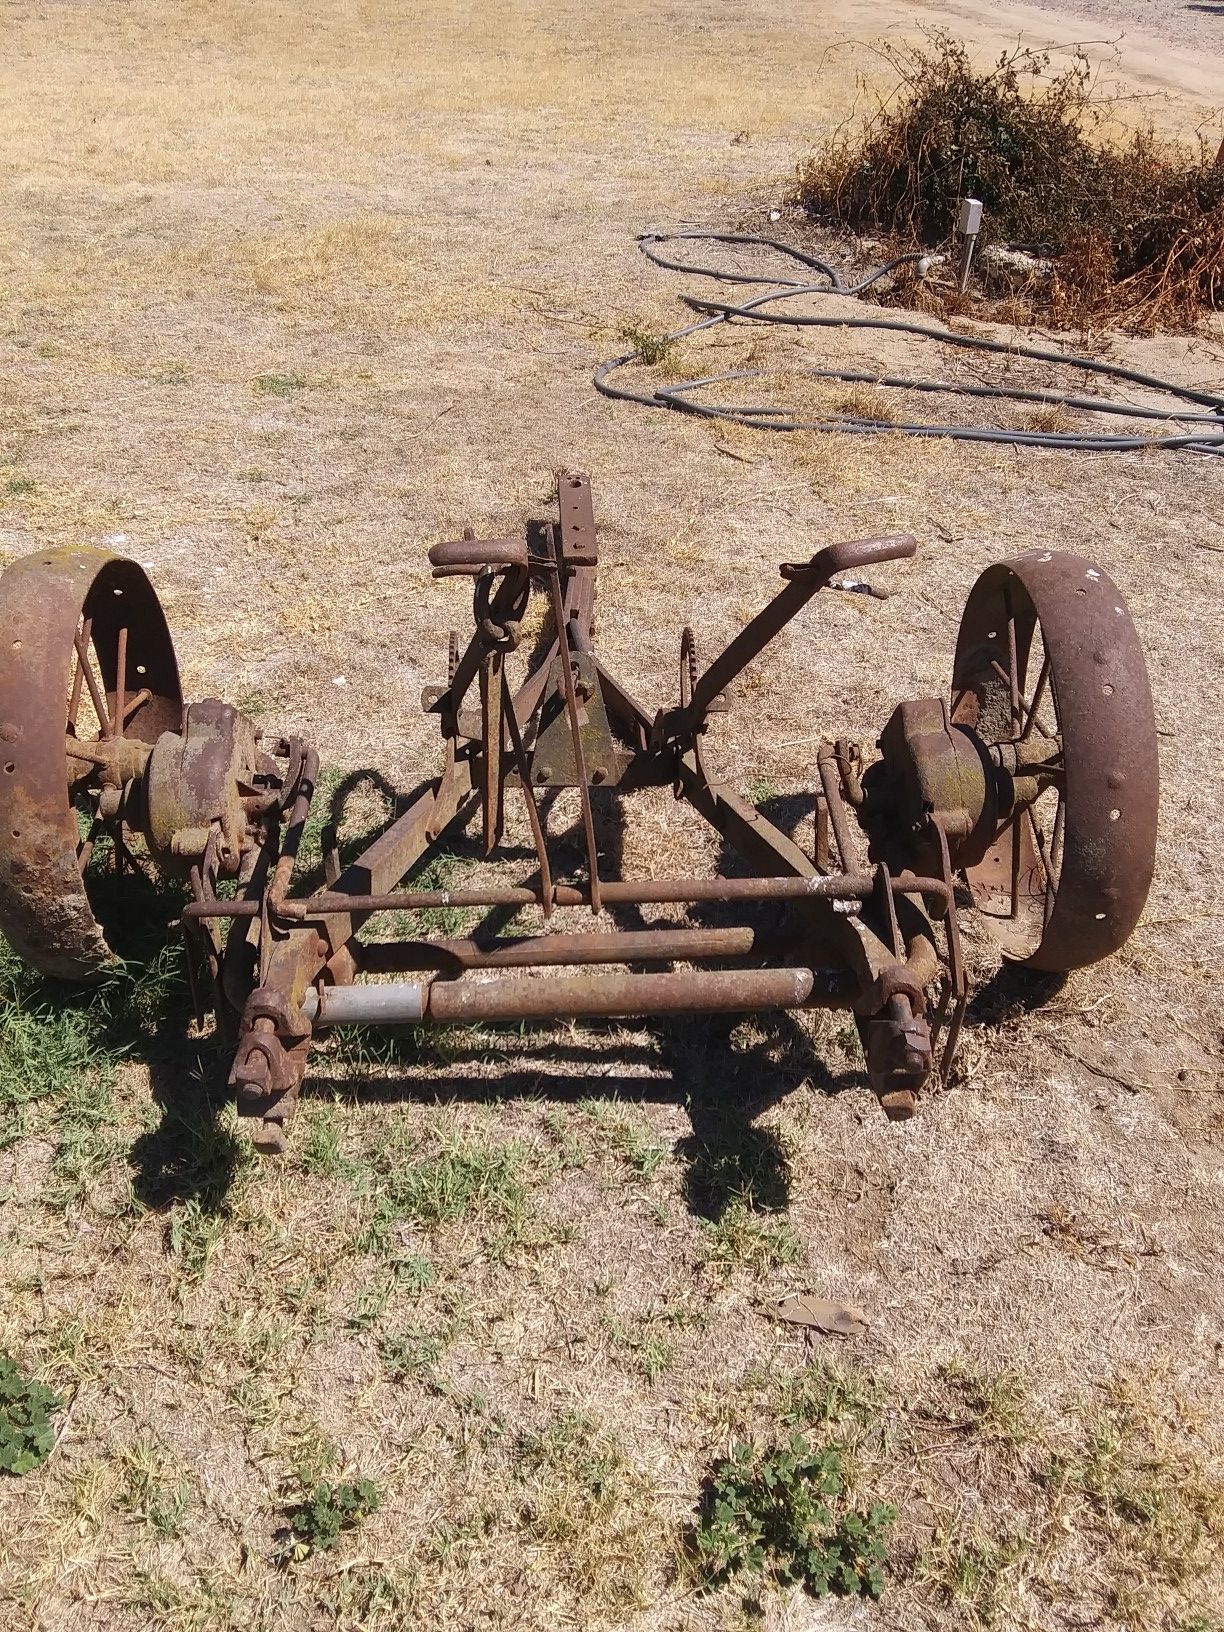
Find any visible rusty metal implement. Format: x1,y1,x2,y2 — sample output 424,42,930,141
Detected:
0,475,1159,1152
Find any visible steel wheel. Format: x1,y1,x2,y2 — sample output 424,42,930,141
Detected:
0,546,182,980
951,549,1158,971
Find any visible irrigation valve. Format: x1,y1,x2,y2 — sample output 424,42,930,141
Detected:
957,195,984,293
0,478,1160,1153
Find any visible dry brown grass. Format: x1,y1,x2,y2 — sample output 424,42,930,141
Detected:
2,1,1224,1629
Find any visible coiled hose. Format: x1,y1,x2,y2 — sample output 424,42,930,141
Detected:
594,231,1224,453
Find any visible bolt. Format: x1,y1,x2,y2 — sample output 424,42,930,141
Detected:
235,1049,271,1095
534,765,553,783
591,767,607,785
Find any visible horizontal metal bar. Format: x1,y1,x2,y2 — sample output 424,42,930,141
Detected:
357,923,814,973
308,965,851,1030
303,963,853,1028
428,965,833,1022
243,870,951,922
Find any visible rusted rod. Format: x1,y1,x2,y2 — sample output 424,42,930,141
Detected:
429,964,838,1021
816,746,858,871
356,923,817,974
193,869,951,923
271,744,320,900
185,870,951,921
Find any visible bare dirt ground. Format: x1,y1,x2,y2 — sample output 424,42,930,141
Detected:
1,2,1223,1629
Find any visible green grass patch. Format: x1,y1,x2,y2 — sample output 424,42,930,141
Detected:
252,372,308,398
353,1123,538,1256
702,1197,800,1274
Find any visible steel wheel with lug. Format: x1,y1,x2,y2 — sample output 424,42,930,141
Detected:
0,546,182,980
951,549,1158,971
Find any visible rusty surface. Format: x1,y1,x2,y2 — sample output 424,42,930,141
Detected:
0,477,1160,1150
0,547,181,980
146,700,261,875
952,550,1158,971
231,869,952,920
424,965,827,1024
355,923,808,973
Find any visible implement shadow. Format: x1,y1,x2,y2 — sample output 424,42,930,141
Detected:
666,788,867,1219
302,782,867,1223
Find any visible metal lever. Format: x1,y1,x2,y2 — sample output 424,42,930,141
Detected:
429,536,531,578
780,533,917,582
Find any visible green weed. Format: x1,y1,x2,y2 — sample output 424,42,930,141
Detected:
692,1435,893,1598
940,1360,1029,1446
169,1196,226,1281
0,1355,60,1475
618,322,675,366
355,1129,532,1254
118,1438,193,1535
379,1325,448,1382
286,1477,382,1558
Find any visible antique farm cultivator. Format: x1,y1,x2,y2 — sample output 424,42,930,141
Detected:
0,474,1158,1150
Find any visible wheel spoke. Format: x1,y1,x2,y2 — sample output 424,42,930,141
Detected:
115,626,128,740
68,616,92,732
1023,803,1058,930
1003,587,1020,733
74,629,114,738
76,819,101,875
1017,652,1052,743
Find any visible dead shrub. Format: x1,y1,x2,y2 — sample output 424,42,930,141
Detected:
796,33,1224,331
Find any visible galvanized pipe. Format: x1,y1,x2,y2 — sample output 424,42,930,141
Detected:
303,982,427,1026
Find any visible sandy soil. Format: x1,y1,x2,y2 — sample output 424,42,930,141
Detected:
1,1,1222,1628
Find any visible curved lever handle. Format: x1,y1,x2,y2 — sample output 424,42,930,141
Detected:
781,533,918,581
429,536,530,579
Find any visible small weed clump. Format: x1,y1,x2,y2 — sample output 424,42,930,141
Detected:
287,1478,381,1558
0,1355,61,1475
797,33,1224,330
618,322,675,366
693,1434,894,1598
252,372,307,397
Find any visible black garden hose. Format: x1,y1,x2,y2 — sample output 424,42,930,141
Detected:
594,232,1224,453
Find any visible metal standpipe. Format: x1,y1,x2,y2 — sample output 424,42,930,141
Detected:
302,964,854,1029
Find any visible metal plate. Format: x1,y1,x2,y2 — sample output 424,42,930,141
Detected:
952,550,1158,971
528,654,626,787
0,547,181,981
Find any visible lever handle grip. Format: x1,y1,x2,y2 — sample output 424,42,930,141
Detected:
781,533,918,582
429,536,530,578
